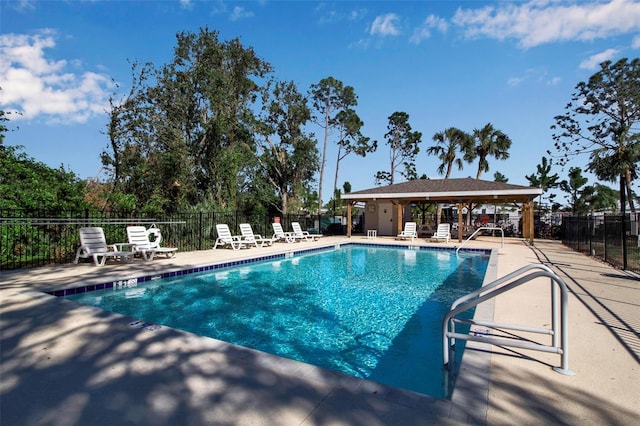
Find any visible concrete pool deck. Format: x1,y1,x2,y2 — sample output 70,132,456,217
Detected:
1,237,638,425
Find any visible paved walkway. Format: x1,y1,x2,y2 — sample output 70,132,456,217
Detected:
1,237,638,425
487,239,639,425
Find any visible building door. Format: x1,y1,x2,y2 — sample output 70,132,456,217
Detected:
379,202,394,235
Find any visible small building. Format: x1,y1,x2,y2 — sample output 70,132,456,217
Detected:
342,178,542,243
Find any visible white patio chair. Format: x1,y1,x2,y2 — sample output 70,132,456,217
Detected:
213,224,247,250
126,226,177,260
74,227,133,266
430,223,451,243
239,223,275,247
271,222,298,243
396,222,418,241
291,222,322,241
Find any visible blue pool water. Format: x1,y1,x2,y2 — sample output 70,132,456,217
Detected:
64,245,489,398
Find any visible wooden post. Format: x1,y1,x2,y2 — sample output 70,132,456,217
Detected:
522,202,529,240
457,203,464,242
347,203,352,237
521,201,535,244
528,201,535,244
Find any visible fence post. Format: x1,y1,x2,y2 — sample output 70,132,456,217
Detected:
198,211,203,251
587,215,596,257
623,213,628,270
604,214,608,263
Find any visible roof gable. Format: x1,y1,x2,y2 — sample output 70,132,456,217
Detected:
342,177,542,204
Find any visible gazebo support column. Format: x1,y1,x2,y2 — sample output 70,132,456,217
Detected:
527,201,535,244
457,203,464,242
521,201,535,244
347,202,353,237
397,202,404,235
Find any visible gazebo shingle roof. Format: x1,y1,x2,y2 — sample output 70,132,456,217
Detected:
342,177,541,204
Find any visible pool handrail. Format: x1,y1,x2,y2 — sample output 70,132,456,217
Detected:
456,226,504,255
442,263,575,376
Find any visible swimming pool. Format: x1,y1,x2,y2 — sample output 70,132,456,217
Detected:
64,244,489,398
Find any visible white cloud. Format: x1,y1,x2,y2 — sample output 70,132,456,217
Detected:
230,6,254,21
370,13,401,37
507,76,526,87
507,68,562,87
547,76,562,86
452,0,640,48
316,4,367,25
0,32,113,123
208,0,228,16
579,48,620,69
179,0,193,11
632,35,640,48
410,14,448,44
349,9,367,21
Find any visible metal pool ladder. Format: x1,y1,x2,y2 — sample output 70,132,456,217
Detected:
456,226,504,255
443,263,575,376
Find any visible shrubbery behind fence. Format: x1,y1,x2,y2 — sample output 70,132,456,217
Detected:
3,210,639,273
562,214,640,273
0,209,328,270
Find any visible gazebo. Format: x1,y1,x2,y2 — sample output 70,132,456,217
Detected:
341,178,543,243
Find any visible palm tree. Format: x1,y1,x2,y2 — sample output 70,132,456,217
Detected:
427,127,471,224
427,127,471,178
466,123,512,179
493,172,509,227
463,123,512,226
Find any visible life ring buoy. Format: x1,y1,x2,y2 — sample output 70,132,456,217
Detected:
147,228,162,248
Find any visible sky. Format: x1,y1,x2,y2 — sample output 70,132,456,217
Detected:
2,0,640,207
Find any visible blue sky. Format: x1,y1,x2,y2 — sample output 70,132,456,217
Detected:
2,0,640,206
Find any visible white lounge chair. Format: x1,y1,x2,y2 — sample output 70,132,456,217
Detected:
396,222,418,241
214,224,247,250
126,226,177,260
272,222,297,243
147,227,177,254
431,223,451,243
291,222,322,241
239,223,275,247
74,227,133,266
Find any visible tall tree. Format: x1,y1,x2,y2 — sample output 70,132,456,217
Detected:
375,111,422,185
525,156,560,216
551,57,640,214
427,127,471,224
581,183,619,212
103,28,272,213
493,171,508,183
460,123,511,226
0,91,9,146
492,172,510,227
559,167,589,215
255,80,319,215
332,108,376,213
0,145,89,210
309,77,358,215
427,127,471,179
465,123,512,179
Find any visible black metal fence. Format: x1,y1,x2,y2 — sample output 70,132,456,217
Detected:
562,214,640,273
0,209,341,270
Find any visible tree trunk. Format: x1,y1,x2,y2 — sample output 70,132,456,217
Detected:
281,191,288,216
333,145,342,215
620,174,628,270
318,110,329,216
625,169,635,213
